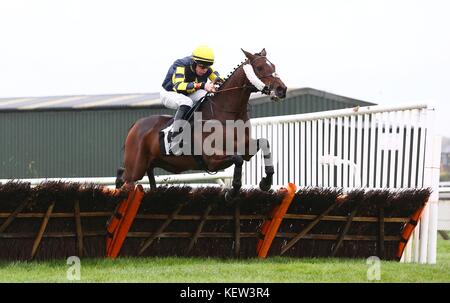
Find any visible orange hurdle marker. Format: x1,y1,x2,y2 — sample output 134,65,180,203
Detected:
257,183,297,258
106,188,136,255
396,201,428,260
106,185,145,259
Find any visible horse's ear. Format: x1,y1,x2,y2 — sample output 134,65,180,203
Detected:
260,48,267,56
241,48,255,61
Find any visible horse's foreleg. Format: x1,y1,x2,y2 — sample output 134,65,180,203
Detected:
224,155,244,202
257,138,274,191
146,167,157,190
231,155,244,191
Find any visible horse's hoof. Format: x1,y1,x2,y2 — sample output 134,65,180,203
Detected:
115,167,125,189
224,188,238,204
121,182,136,194
116,167,125,176
259,178,272,191
115,179,124,189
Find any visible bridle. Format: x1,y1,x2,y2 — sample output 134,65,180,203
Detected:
208,56,280,116
214,56,279,95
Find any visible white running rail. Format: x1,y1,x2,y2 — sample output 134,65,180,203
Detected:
0,171,234,189
244,103,441,264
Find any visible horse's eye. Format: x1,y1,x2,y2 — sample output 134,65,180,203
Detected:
256,66,263,72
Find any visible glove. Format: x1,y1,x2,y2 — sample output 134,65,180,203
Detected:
204,82,216,93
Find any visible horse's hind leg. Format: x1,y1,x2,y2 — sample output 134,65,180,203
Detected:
147,166,157,190
115,167,125,189
121,148,149,191
256,138,274,191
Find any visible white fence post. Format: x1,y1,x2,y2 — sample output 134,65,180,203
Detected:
421,106,441,263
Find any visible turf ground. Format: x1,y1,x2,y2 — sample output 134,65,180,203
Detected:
1,238,449,283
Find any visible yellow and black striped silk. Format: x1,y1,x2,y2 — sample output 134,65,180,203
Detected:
208,67,222,83
172,66,222,94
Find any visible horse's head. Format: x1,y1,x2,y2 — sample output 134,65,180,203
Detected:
241,48,287,101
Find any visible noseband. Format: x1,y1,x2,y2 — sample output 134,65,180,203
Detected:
208,56,281,116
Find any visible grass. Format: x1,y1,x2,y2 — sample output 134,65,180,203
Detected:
1,238,449,283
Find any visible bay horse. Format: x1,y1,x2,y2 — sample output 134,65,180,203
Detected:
116,48,287,201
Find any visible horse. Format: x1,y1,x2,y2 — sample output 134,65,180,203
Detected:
116,48,287,201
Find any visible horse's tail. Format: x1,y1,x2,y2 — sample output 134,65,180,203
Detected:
117,122,135,187
121,121,137,152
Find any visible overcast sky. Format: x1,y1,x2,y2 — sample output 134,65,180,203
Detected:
1,0,449,135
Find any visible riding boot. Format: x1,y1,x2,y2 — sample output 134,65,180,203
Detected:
169,105,191,152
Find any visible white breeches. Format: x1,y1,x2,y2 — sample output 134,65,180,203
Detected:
160,89,207,109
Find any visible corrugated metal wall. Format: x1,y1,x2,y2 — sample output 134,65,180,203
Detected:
0,90,374,178
0,108,173,178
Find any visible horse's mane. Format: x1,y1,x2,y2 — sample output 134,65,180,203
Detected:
217,59,247,90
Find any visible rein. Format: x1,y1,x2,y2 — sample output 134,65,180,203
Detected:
214,85,253,94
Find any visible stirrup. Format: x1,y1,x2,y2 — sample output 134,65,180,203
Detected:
168,129,181,143
169,139,183,155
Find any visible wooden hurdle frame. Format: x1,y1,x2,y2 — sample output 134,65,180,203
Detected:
0,185,427,260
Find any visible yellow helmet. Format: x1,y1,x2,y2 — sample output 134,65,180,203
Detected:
192,45,215,66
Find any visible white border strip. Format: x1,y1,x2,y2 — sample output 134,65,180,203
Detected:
250,104,429,125
0,171,233,187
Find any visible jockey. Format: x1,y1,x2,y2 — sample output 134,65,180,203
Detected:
161,45,224,149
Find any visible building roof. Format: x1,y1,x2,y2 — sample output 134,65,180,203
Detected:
250,87,375,107
0,93,161,111
0,88,375,112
